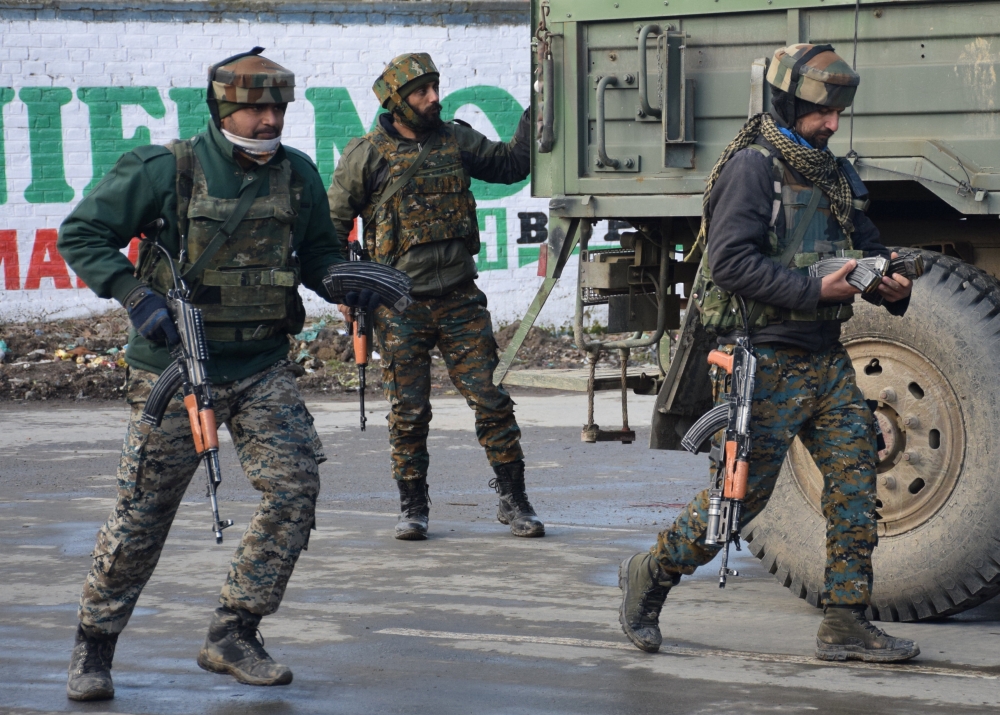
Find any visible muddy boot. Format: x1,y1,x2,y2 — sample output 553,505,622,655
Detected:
815,606,920,663
618,552,679,653
395,477,430,540
197,607,292,686
66,624,117,701
490,460,545,537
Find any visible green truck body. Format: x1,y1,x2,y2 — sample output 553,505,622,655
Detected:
504,0,1000,621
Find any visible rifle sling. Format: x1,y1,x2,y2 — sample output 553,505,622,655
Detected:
181,170,267,283
372,132,439,213
745,184,824,328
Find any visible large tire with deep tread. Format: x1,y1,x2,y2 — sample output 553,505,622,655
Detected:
743,251,1000,621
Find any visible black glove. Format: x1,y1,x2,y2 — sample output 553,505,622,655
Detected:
123,285,180,346
343,289,383,315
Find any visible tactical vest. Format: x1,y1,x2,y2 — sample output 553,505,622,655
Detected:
361,124,480,265
696,144,861,335
138,137,305,342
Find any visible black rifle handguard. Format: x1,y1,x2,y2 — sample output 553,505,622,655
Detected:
139,359,185,428
681,403,730,455
322,262,414,313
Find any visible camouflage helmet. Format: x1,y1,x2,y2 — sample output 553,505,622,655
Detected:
766,43,859,110
207,47,295,123
372,53,440,112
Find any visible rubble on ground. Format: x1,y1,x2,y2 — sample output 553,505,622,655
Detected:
0,312,660,402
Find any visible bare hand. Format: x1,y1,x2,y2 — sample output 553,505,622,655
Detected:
878,252,913,303
338,304,354,323
819,259,862,302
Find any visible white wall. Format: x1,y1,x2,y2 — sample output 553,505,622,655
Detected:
0,8,593,327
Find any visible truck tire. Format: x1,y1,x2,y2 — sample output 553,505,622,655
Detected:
743,251,1000,621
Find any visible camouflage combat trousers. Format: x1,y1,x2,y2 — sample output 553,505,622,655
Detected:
375,280,524,481
651,343,877,606
78,360,324,636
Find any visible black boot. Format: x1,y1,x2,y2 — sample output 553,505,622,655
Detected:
66,624,117,701
815,605,920,663
197,607,292,686
490,460,545,537
618,552,679,653
395,477,430,540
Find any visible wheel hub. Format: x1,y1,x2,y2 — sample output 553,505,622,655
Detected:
784,339,965,537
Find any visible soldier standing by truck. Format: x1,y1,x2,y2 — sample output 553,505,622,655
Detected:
618,44,921,663
57,49,345,700
328,53,544,541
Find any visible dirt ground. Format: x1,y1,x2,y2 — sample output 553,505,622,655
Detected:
0,311,658,403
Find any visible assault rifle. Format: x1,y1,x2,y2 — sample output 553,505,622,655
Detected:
322,254,415,432
681,296,757,588
137,218,234,544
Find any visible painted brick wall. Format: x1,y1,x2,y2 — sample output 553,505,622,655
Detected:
0,1,596,327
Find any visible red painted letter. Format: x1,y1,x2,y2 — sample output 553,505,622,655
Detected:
25,228,72,290
0,230,20,290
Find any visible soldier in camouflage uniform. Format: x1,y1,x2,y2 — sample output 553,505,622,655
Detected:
618,44,921,663
328,53,544,540
57,49,345,700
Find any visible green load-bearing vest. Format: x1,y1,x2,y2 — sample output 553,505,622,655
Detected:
696,144,861,335
140,137,305,342
361,124,481,266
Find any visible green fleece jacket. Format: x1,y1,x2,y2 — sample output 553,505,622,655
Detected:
58,121,345,383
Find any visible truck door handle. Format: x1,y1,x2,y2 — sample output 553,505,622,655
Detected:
637,23,663,119
596,75,622,169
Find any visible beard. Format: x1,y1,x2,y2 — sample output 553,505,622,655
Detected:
395,101,444,131
803,129,833,149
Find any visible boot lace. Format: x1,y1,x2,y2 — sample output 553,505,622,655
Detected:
853,610,889,638
80,638,115,674
489,477,535,515
234,624,272,663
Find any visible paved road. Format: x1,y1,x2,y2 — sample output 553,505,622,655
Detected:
2,391,998,714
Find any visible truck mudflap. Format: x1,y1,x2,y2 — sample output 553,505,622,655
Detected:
650,286,715,451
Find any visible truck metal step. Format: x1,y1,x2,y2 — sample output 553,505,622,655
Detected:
501,368,656,393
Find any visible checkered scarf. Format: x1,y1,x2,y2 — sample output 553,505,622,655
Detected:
693,113,854,255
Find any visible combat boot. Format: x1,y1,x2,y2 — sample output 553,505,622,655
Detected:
618,552,680,653
66,623,117,701
197,607,293,686
815,606,920,663
490,460,545,537
395,477,430,540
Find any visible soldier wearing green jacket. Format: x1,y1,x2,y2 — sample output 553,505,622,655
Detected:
328,53,544,540
58,49,345,701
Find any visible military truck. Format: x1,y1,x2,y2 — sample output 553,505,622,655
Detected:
498,0,1000,621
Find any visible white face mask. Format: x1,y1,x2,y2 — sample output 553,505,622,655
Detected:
221,128,282,164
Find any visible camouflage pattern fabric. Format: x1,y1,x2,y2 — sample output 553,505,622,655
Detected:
376,281,523,481
363,124,479,266
78,361,324,636
145,139,304,342
372,52,440,110
212,54,295,106
650,343,877,606
766,43,859,109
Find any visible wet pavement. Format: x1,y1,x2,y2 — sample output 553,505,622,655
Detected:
2,390,999,714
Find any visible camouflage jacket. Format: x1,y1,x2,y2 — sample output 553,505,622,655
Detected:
328,111,530,295
58,121,345,383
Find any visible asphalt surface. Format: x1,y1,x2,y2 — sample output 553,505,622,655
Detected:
2,389,999,714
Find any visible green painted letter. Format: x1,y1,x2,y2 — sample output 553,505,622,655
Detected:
78,87,166,194
0,88,13,204
20,87,74,204
168,87,209,140
305,87,384,189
